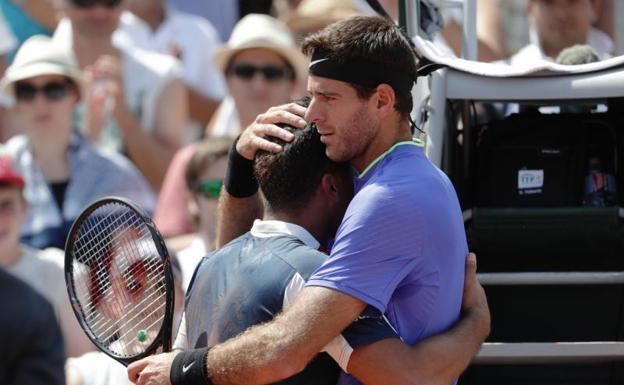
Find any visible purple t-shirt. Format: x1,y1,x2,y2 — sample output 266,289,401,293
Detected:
306,141,467,384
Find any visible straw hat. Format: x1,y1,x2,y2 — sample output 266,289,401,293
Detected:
286,0,360,39
213,14,308,82
0,35,82,99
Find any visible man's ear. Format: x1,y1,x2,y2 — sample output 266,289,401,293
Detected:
320,173,339,202
374,84,395,119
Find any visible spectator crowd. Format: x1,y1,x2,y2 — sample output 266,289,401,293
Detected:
0,0,615,384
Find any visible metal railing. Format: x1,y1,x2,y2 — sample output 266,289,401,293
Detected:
477,342,624,364
402,0,624,370
405,0,477,60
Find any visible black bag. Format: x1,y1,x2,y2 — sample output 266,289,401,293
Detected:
474,113,618,208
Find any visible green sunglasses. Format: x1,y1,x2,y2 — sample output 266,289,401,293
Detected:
193,179,223,199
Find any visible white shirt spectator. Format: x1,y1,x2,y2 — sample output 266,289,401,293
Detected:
53,17,182,154
586,27,613,60
117,10,226,102
177,236,207,291
512,26,613,65
66,352,128,385
207,95,240,138
7,245,94,357
117,9,227,141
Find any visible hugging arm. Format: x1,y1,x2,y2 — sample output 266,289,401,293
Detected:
348,253,490,385
129,254,489,385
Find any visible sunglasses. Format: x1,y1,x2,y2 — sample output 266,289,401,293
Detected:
14,81,72,102
70,0,122,8
193,179,223,199
227,64,294,82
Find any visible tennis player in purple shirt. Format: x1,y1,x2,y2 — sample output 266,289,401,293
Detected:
308,139,468,351
129,15,489,385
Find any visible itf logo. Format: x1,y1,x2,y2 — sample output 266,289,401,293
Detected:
518,169,544,194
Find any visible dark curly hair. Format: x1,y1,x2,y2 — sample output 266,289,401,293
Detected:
301,16,418,118
254,99,350,212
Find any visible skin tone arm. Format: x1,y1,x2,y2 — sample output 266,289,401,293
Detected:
438,0,506,62
206,286,366,384
187,86,220,127
128,254,490,385
215,103,302,247
166,44,219,126
204,254,489,385
131,76,187,190
347,253,490,385
13,0,58,31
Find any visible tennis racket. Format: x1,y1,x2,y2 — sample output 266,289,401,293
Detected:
64,197,174,366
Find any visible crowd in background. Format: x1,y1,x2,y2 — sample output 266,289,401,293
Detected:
0,1,618,384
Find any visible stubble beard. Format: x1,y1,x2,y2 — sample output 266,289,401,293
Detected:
332,106,379,165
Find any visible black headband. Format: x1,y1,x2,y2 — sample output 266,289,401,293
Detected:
308,49,415,95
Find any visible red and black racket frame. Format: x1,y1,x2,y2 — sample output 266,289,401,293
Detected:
64,196,175,367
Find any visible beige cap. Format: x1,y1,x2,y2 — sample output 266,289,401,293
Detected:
0,35,82,100
214,14,308,82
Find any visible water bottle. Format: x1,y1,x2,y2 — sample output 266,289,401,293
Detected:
583,157,617,206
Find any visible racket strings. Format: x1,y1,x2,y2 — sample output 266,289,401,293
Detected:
86,271,163,331
70,202,167,358
90,286,164,341
80,234,164,353
79,253,164,323
74,212,151,314
74,210,151,302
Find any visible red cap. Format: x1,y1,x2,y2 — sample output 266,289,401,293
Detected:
0,156,24,187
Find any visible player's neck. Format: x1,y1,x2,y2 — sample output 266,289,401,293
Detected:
263,210,326,246
352,119,412,174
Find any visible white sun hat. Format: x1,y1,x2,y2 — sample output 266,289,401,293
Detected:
213,13,308,82
0,35,82,100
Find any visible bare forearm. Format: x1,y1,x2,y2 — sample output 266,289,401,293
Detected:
215,190,263,248
117,109,177,190
206,318,307,385
187,86,220,126
205,287,365,385
476,0,507,60
20,0,58,30
349,308,489,385
402,308,488,385
438,19,504,62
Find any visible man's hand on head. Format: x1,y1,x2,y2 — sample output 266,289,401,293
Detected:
462,253,491,340
236,102,307,160
128,351,179,385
